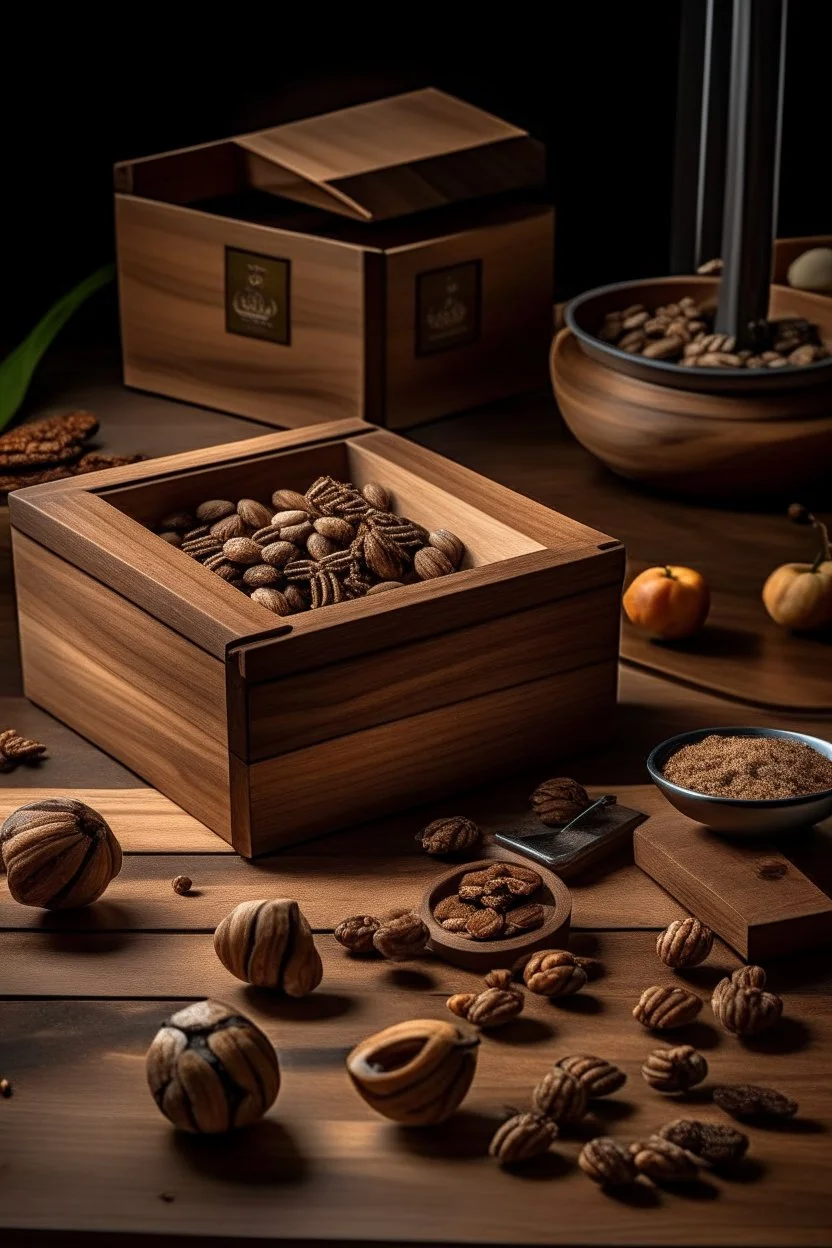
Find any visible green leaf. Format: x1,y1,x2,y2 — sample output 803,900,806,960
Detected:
0,263,115,433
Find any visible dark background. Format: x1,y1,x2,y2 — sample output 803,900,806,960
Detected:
1,6,828,344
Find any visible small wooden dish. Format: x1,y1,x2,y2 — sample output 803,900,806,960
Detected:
419,852,572,972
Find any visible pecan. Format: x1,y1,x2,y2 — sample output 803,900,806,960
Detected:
629,1135,699,1182
416,816,481,856
466,909,505,940
448,987,524,1029
483,969,513,990
361,482,390,510
222,538,263,565
211,514,248,541
641,1045,707,1093
243,565,281,588
260,540,301,568
0,728,47,770
622,310,650,330
656,917,713,968
731,965,767,989
579,1137,637,1187
250,588,291,615
479,892,514,913
305,475,368,520
531,1070,588,1123
659,1118,748,1165
414,547,454,580
489,1112,558,1165
503,902,545,936
372,910,429,961
334,915,380,955
556,1054,626,1097
271,488,312,512
712,1083,797,1122
428,530,464,568
642,335,685,360
530,778,590,826
618,331,645,353
314,515,355,544
711,980,782,1035
237,499,272,529
195,500,235,523
434,896,477,933
523,951,587,998
447,992,478,1021
633,985,702,1029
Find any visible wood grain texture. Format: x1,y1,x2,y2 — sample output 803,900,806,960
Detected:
634,809,832,960
1,935,831,1246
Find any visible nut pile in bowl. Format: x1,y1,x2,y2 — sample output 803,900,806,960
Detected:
598,296,829,370
433,862,546,942
154,475,466,614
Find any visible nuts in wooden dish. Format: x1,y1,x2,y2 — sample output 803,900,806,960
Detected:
633,985,703,1030
0,798,122,909
146,999,280,1133
432,862,546,942
213,899,323,995
641,1045,708,1094
346,1019,479,1125
153,476,467,614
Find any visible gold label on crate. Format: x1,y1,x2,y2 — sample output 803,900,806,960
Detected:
225,248,291,344
416,260,481,356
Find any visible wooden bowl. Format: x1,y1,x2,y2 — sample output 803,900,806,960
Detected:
420,852,572,972
551,278,832,499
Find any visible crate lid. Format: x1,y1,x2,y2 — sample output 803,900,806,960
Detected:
232,88,545,222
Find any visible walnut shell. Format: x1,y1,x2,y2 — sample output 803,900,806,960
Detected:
213,899,322,996
711,980,782,1035
633,985,702,1030
530,777,590,826
641,1045,708,1093
656,917,714,968
334,915,380,955
579,1137,637,1187
659,1118,748,1164
531,1069,588,1123
346,1018,478,1125
146,999,279,1133
556,1054,627,1098
417,816,481,856
372,910,429,961
0,798,122,908
523,951,587,998
489,1112,558,1165
629,1135,700,1182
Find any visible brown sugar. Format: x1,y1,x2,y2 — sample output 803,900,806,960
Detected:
662,734,832,800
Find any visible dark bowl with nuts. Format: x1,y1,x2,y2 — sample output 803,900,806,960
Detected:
420,852,572,972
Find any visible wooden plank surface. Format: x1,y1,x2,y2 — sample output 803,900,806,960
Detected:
1,935,830,1247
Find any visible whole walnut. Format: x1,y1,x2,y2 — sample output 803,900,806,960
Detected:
557,1054,627,1098
711,979,782,1035
633,985,702,1029
214,899,322,996
523,950,587,998
416,816,481,856
530,777,590,826
373,909,430,961
334,915,380,955
656,917,713,968
531,1069,589,1123
0,798,122,908
489,1112,558,1165
641,1044,708,1093
146,999,280,1132
579,1137,638,1187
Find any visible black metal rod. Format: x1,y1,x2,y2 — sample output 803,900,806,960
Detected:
695,0,733,267
716,0,788,348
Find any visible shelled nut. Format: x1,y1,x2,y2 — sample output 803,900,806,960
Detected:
489,1112,558,1165
578,1137,638,1187
531,1069,588,1123
641,1045,708,1093
416,817,481,856
334,915,380,955
629,1135,700,1182
656,917,714,968
556,1054,627,1098
372,910,430,961
711,980,783,1035
529,778,590,826
523,951,587,998
633,985,702,1030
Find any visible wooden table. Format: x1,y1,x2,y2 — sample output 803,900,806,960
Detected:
1,353,831,1246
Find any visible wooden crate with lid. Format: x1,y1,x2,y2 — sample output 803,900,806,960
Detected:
114,88,554,430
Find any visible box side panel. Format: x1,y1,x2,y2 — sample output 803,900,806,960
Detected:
243,658,617,854
246,584,621,759
116,195,365,428
383,206,554,429
13,533,233,843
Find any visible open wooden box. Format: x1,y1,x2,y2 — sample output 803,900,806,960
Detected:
9,419,623,856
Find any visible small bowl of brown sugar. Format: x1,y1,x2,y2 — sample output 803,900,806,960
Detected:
647,727,832,836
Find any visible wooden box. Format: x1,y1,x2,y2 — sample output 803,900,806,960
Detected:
9,419,622,857
114,89,554,431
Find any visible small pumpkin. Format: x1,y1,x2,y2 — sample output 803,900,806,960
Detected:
0,797,122,908
622,565,710,640
762,505,832,631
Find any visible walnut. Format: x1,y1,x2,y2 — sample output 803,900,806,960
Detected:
530,777,590,826
731,965,767,989
712,1083,798,1122
531,1069,588,1123
213,899,322,996
578,1137,637,1187
0,728,47,771
556,1054,626,1097
361,482,390,510
0,798,122,908
146,1000,280,1133
195,500,235,523
629,1135,699,1182
372,910,430,961
489,1112,558,1165
347,1019,478,1125
416,816,481,856
633,985,702,1029
523,951,587,998
483,968,513,990
334,915,380,954
237,498,272,529
641,1045,707,1093
503,903,545,936
659,1118,748,1165
656,917,713,968
414,547,454,579
466,908,505,940
427,530,464,568
711,980,782,1035
447,987,524,1029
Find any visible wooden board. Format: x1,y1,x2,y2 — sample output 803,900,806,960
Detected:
634,807,832,960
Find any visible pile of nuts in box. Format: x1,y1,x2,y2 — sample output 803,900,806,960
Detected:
155,475,466,614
